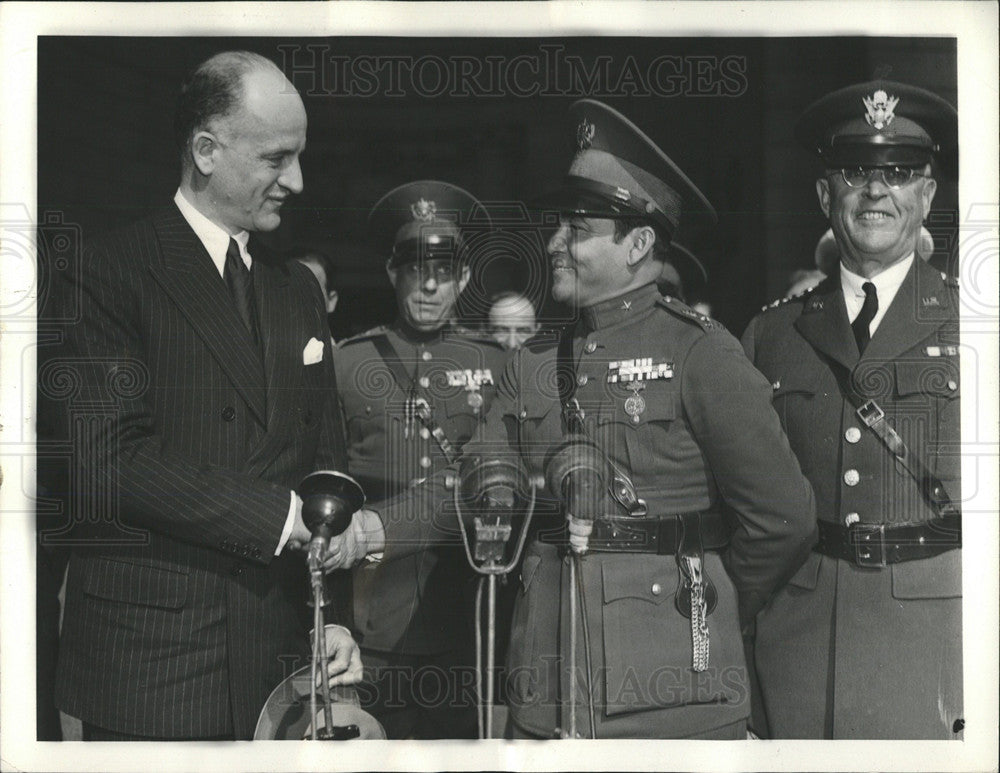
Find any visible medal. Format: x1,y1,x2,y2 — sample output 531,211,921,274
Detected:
624,383,646,421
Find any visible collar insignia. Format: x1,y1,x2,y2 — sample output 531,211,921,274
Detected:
863,90,899,131
410,198,437,222
577,118,595,150
922,296,941,307
621,300,632,311
925,345,958,357
607,358,673,383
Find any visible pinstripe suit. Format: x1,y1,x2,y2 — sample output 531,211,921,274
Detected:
52,204,345,739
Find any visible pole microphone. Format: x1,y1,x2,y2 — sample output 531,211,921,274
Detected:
544,436,608,554
299,470,366,562
457,455,528,564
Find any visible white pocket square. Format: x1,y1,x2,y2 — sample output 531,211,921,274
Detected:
303,337,324,365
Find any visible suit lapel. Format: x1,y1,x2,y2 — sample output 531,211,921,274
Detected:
147,206,267,425
252,247,295,434
863,258,952,363
794,276,859,370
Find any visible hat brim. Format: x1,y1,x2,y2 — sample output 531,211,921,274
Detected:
530,184,678,237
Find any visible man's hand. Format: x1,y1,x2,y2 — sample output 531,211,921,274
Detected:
316,624,363,688
287,494,311,551
321,509,386,571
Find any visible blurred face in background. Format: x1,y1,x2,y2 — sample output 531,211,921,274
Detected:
489,294,539,350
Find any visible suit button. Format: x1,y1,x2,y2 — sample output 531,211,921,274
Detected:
844,469,860,486
232,563,244,577
221,406,236,422
252,547,262,558
845,427,861,443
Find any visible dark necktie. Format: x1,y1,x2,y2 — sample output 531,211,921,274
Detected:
852,281,878,354
224,237,260,347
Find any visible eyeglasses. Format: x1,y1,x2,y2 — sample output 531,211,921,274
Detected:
402,262,456,282
833,166,929,190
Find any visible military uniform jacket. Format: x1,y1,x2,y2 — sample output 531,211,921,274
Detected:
741,257,962,739
333,322,508,654
377,284,817,738
52,205,346,739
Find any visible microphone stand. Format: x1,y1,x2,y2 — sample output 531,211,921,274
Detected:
307,540,335,741
449,477,541,739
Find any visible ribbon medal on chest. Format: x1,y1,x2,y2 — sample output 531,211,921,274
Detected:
446,368,494,412
607,358,673,421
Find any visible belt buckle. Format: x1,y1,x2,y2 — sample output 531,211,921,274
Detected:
850,522,887,567
856,400,885,427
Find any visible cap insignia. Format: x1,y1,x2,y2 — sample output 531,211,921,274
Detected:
577,117,595,150
410,198,437,222
862,90,899,131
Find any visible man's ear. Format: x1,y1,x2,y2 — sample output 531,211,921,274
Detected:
456,265,471,295
191,131,220,177
626,225,656,267
816,177,831,220
325,290,339,315
385,260,398,289
920,176,938,220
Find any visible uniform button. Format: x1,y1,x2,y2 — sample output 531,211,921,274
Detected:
577,374,588,386
844,469,860,486
519,410,527,419
845,427,862,443
650,583,662,596
947,380,957,391
631,414,640,424
584,342,597,354
420,456,432,469
365,405,372,415
419,376,430,388
419,427,431,440
221,406,236,422
422,350,432,361
845,512,860,526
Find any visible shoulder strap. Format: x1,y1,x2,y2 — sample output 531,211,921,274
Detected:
371,333,458,464
834,367,960,519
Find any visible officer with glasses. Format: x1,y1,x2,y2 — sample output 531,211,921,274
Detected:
742,81,962,738
331,180,506,739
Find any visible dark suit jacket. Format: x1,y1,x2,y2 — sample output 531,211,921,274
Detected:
742,257,962,738
52,204,346,739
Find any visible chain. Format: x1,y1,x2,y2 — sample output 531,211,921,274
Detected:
683,555,710,672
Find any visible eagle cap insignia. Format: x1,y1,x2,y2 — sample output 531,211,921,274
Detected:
410,198,437,222
577,118,596,150
862,90,899,131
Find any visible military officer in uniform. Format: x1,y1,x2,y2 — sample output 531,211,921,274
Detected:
332,180,508,738
326,100,817,739
742,81,962,739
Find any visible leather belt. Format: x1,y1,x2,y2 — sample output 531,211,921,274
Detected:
815,517,961,568
586,512,730,555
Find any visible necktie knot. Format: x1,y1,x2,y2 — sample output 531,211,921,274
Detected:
852,281,879,354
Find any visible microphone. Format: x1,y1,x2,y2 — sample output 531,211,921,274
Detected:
298,470,366,563
457,455,528,564
545,436,608,553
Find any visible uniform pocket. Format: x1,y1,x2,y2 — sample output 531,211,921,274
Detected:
81,558,188,609
600,554,745,717
891,549,962,599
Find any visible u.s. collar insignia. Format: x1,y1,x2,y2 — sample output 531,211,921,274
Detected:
863,90,899,130
925,345,958,357
607,358,673,383
922,296,941,307
410,198,437,222
577,118,595,150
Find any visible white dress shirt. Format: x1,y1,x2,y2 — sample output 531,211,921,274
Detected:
174,189,298,555
840,253,914,338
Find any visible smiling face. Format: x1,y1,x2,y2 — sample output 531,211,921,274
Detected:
388,259,470,332
817,165,936,276
547,216,634,308
193,67,307,234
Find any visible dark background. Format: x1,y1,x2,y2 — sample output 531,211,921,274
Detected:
37,36,957,338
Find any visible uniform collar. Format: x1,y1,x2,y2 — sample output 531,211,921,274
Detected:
581,283,660,332
173,189,251,276
840,252,914,300
392,318,454,344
